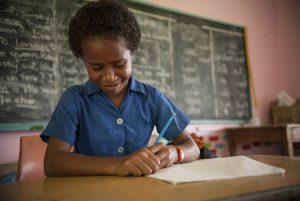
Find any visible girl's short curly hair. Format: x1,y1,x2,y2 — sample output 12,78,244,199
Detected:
68,0,141,58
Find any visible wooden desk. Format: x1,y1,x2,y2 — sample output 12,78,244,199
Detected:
0,155,300,201
226,125,300,156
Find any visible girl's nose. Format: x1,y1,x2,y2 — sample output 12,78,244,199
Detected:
103,66,117,82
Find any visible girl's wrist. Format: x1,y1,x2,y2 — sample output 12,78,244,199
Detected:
169,145,179,164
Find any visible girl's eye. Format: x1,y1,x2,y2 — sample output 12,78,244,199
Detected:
91,64,103,70
114,62,126,68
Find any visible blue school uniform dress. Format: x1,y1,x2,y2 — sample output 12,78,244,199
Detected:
41,76,190,156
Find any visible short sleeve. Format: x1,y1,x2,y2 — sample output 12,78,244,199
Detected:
40,87,79,146
155,90,190,141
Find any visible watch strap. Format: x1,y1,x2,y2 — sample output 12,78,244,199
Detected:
174,145,184,163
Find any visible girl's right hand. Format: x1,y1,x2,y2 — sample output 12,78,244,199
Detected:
117,146,161,177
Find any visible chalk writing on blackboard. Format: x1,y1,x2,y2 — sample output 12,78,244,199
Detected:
0,0,87,123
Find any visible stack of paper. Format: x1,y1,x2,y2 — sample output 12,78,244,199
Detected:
148,156,285,184
277,90,296,107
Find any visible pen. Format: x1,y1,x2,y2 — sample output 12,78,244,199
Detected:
153,112,176,145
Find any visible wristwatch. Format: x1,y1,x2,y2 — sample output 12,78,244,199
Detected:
174,145,184,163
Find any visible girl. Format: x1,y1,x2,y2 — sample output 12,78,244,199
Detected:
41,0,199,177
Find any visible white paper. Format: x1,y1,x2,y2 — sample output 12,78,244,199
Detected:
147,156,285,184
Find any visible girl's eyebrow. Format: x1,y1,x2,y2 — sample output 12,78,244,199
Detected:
111,58,126,63
88,61,103,65
87,58,126,65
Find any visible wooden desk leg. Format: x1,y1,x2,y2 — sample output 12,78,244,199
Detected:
231,141,237,156
227,132,238,156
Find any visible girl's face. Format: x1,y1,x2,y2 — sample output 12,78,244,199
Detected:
81,37,132,99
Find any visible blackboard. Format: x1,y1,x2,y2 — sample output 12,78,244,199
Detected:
0,0,251,129
0,0,87,126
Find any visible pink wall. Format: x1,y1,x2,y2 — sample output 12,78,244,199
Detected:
0,0,300,164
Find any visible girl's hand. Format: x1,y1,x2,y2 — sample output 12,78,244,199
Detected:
149,143,178,169
117,147,161,177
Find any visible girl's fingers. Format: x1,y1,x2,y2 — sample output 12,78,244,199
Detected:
144,148,161,166
148,143,164,154
151,144,177,167
121,149,160,176
138,151,160,172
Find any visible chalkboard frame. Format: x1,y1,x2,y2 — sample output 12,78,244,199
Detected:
0,0,253,131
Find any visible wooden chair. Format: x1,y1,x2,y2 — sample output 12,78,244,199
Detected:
16,135,47,182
